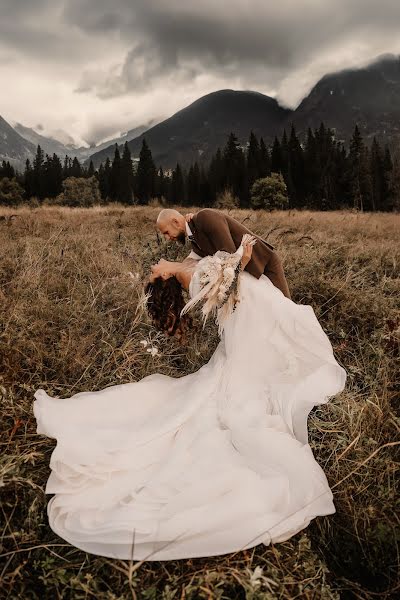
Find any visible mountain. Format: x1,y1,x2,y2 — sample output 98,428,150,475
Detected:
12,123,144,164
4,53,400,172
1,117,86,169
290,54,400,144
88,89,292,169
78,123,154,161
0,116,36,167
90,56,400,170
13,122,80,160
92,123,154,151
1,118,153,171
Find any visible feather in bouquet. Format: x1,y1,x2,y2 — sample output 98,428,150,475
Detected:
180,242,248,336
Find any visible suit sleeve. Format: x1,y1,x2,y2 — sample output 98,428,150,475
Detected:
197,210,237,253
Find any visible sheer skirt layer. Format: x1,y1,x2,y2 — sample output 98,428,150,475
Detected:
33,273,346,560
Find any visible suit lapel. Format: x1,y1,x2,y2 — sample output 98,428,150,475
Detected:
188,214,206,256
189,214,198,236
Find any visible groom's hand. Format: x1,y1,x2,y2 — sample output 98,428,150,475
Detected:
185,213,195,222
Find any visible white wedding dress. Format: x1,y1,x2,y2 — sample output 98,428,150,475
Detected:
33,267,347,561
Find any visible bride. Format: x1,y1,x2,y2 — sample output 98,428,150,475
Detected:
33,235,347,561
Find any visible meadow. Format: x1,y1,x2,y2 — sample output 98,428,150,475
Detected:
0,204,398,599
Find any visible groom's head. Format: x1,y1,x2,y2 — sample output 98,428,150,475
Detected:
156,209,186,244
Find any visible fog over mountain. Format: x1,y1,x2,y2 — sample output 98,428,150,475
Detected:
2,53,400,170
1,0,400,147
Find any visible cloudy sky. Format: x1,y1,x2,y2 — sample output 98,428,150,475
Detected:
1,0,400,147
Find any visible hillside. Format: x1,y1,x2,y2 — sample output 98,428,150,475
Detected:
291,54,400,143
4,54,400,171
88,89,292,169
0,116,36,167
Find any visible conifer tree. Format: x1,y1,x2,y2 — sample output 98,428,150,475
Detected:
120,142,134,204
208,147,224,202
259,137,270,178
334,142,349,209
198,165,210,207
88,160,95,178
246,131,260,189
382,146,394,210
169,163,185,204
187,162,201,206
135,139,156,204
24,158,34,199
71,157,82,178
44,153,63,198
32,145,45,199
304,128,318,207
155,166,168,201
62,155,70,178
280,130,289,181
287,124,305,208
109,145,123,202
0,160,15,179
11,126,399,211
370,137,385,211
222,133,247,206
270,137,283,175
347,125,372,211
98,159,112,201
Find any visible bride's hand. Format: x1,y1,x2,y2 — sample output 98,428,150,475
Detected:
240,234,256,269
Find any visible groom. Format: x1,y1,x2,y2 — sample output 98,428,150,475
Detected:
156,208,291,299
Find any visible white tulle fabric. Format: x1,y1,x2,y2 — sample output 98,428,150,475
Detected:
33,269,347,561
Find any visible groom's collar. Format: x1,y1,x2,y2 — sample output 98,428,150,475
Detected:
185,221,193,237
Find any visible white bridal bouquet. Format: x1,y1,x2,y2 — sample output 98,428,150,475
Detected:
181,235,256,335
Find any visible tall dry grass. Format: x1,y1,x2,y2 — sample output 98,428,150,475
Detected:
0,204,399,599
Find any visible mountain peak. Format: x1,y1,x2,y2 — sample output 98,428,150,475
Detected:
0,115,36,167
88,89,292,168
318,53,400,85
292,54,400,144
367,52,399,68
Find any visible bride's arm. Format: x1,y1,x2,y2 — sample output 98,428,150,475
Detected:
239,234,256,270
159,257,198,275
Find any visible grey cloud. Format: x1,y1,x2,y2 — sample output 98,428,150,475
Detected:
0,23,81,61
0,0,51,18
0,0,109,63
3,0,400,145
66,0,400,103
82,121,126,146
0,0,55,51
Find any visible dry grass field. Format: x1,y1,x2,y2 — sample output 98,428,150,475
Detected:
0,204,399,599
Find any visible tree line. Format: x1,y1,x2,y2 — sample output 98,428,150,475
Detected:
0,123,399,210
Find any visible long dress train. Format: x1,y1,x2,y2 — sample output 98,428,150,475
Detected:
33,270,347,560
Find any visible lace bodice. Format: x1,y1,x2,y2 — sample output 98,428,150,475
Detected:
189,265,203,299
183,249,244,336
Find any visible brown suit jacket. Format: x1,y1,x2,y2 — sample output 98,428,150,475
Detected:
189,208,291,299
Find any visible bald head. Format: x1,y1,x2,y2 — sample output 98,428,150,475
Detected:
156,208,183,226
156,209,186,244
